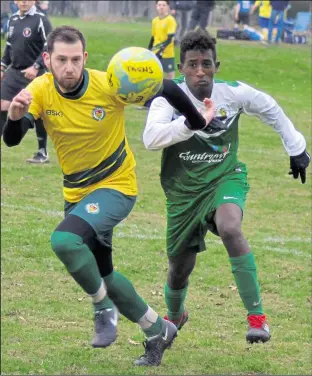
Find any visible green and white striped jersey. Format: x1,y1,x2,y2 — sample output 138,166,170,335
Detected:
143,76,306,196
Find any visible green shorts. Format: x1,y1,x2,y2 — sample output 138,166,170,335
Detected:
161,57,175,73
64,188,136,246
166,164,249,257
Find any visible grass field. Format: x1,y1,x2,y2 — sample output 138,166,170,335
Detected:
1,17,311,375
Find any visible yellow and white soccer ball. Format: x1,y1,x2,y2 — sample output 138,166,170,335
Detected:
106,46,164,105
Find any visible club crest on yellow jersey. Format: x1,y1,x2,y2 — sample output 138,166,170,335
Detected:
92,106,105,121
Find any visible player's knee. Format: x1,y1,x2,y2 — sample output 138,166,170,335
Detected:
50,231,86,272
218,221,242,242
168,256,195,289
168,271,190,289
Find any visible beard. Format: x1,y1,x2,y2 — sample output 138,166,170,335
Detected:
50,63,84,92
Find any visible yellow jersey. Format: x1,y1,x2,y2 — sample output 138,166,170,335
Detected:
152,15,177,59
25,68,137,203
255,0,272,19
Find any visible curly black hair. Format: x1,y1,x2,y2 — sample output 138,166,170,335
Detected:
180,30,217,63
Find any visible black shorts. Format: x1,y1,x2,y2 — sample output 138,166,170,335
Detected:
237,12,250,25
1,67,45,101
161,57,175,73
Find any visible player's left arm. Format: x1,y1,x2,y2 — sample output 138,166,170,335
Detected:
237,81,310,183
144,79,225,133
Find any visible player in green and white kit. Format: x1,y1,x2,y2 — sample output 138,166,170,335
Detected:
143,30,310,343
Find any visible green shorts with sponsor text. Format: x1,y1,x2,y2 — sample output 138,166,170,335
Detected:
166,163,249,257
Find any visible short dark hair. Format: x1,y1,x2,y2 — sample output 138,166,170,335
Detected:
155,0,170,4
47,26,86,53
180,30,217,63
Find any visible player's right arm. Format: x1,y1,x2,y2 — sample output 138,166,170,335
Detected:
148,19,156,50
3,81,43,147
3,89,34,146
147,36,155,50
235,2,240,20
250,0,260,14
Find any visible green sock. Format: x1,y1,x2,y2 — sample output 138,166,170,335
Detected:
230,252,263,315
93,287,114,313
143,316,163,338
51,231,115,312
51,231,103,294
103,271,148,322
164,283,188,320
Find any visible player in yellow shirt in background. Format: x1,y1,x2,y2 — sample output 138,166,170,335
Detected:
3,25,217,366
148,0,177,79
250,0,272,40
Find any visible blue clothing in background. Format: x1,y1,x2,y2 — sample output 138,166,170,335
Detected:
270,1,289,12
237,1,252,14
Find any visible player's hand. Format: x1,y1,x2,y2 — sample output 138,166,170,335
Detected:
289,150,311,184
8,89,32,121
202,98,216,126
21,66,39,80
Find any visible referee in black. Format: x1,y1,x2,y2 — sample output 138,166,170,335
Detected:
1,0,52,163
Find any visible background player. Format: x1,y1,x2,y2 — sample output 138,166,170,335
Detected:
148,0,177,79
0,0,52,163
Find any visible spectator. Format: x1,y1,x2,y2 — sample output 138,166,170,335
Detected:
187,0,215,33
9,1,19,14
267,0,289,44
170,1,193,45
1,1,19,36
235,0,252,29
36,1,49,15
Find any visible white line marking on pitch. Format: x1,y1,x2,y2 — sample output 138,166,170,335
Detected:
1,203,310,259
264,236,311,244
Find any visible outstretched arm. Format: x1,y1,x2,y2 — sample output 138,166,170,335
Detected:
152,79,225,132
143,96,215,150
237,81,310,183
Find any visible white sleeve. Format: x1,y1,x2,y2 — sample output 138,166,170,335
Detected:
143,96,195,150
236,82,306,156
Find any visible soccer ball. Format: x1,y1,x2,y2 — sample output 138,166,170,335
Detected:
106,46,164,105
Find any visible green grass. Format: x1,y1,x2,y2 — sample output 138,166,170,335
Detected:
1,17,312,375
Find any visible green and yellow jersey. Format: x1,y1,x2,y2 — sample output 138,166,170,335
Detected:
152,15,177,59
26,68,137,203
254,0,272,18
